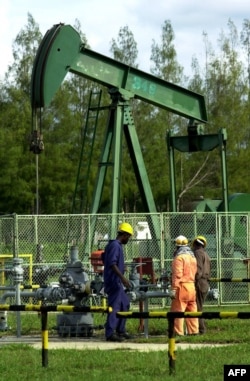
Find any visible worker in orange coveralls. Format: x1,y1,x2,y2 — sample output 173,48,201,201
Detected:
169,235,199,336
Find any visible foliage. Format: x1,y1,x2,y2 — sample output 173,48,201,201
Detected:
110,25,138,67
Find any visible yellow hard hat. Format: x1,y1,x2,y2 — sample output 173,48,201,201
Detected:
118,222,133,236
175,235,188,246
193,235,207,247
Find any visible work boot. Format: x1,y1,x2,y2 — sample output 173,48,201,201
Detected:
117,332,134,340
106,334,125,342
187,333,200,336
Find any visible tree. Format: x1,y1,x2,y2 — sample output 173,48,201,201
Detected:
110,25,138,67
6,13,42,91
204,19,250,196
149,20,185,210
150,20,183,83
0,14,42,213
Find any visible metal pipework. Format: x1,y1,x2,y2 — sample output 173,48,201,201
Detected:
125,261,171,337
35,282,92,303
13,258,24,338
0,290,35,333
0,258,26,333
126,262,171,302
0,311,8,331
12,258,24,284
127,288,170,302
0,291,35,304
51,246,97,337
35,285,67,303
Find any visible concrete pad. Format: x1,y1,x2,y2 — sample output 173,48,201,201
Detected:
29,340,229,352
0,335,229,352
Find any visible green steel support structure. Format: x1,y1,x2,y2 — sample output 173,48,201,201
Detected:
167,127,229,213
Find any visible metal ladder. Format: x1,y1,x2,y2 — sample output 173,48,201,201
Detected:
72,89,103,213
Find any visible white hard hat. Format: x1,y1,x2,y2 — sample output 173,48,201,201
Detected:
175,235,188,246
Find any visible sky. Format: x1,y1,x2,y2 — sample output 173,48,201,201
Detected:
0,0,249,80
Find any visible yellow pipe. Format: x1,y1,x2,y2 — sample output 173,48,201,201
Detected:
117,311,250,319
0,304,112,313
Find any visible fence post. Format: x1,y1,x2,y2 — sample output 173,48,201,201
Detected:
41,310,48,367
168,317,176,375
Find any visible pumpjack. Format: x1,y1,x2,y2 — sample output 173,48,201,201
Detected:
30,23,211,238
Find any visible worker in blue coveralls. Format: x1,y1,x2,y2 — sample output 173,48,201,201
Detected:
102,222,134,342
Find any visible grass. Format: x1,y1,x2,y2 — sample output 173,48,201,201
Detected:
0,343,250,381
1,305,250,380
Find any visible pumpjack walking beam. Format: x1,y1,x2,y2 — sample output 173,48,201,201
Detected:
31,24,207,123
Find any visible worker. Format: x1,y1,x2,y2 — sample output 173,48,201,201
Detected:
192,235,211,334
102,222,134,342
169,235,199,336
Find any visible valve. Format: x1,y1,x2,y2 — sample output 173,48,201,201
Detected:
59,272,74,287
36,285,67,302
127,262,142,289
159,270,170,291
12,258,24,285
207,288,220,301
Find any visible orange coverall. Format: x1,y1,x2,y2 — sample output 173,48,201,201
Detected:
170,246,199,335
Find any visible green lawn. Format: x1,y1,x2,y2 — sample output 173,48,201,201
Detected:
0,305,250,381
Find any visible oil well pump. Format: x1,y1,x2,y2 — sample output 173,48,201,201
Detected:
30,23,209,238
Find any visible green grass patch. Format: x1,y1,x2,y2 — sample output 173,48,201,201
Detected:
0,344,249,381
1,305,250,380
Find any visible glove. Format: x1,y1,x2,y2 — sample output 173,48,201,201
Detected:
169,289,176,299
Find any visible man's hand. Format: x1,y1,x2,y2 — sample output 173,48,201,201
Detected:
169,289,176,299
122,276,131,289
111,264,132,290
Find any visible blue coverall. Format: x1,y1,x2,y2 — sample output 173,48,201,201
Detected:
102,239,130,338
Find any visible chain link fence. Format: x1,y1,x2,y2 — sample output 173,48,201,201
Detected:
0,212,250,308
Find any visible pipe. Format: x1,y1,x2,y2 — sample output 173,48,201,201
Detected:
130,290,169,301
140,292,169,338
0,291,37,334
0,286,16,291
0,311,8,331
70,246,79,263
0,285,41,291
0,291,36,304
127,289,170,337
